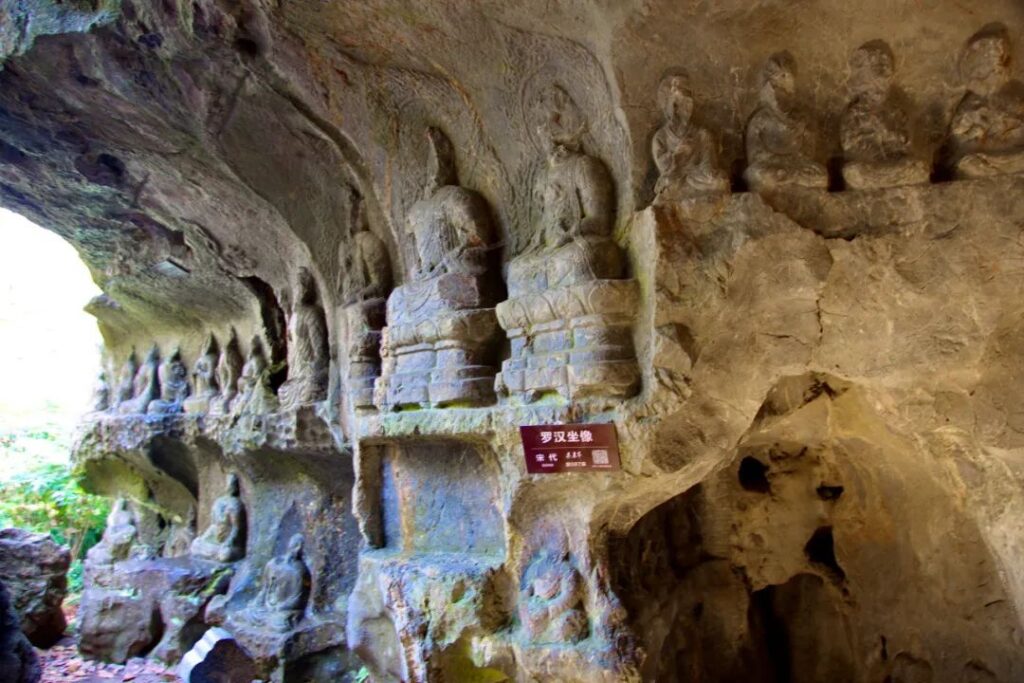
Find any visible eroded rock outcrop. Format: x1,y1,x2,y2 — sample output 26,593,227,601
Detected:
2,1,1024,681
0,528,70,648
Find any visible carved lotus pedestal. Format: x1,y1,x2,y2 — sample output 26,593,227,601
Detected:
496,279,641,402
341,299,387,411
375,273,500,410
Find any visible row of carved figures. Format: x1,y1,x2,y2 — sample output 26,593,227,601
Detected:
654,24,1024,198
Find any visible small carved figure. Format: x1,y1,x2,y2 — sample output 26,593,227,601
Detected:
946,23,1024,178
231,336,277,414
744,51,828,192
113,350,138,408
519,547,588,644
91,370,110,412
184,335,219,414
278,269,329,410
210,330,243,415
163,507,196,558
190,474,245,563
86,499,140,565
251,533,310,631
119,345,160,414
148,348,190,414
841,41,930,189
652,72,729,202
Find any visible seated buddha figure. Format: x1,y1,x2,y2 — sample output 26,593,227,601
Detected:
278,269,330,410
184,335,219,414
248,533,310,632
86,498,140,565
744,51,828,192
118,345,160,414
519,545,588,644
190,473,245,563
652,72,729,202
231,336,277,415
147,347,190,414
841,40,930,189
209,331,242,416
947,23,1024,179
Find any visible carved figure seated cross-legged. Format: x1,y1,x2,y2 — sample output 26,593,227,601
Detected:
841,40,930,189
86,498,142,565
744,51,829,192
652,72,729,203
190,474,245,563
209,331,242,416
946,23,1024,179
519,546,589,645
277,269,330,411
231,336,278,415
247,533,310,632
496,84,640,402
147,348,190,415
118,345,160,415
374,127,500,410
184,335,219,415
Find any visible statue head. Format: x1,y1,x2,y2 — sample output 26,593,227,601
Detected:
849,40,895,101
657,72,695,129
536,84,586,152
961,22,1012,93
424,127,457,197
286,533,304,560
761,51,797,105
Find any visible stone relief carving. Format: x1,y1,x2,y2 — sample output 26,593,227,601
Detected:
91,370,110,412
117,345,160,414
86,499,145,565
496,84,640,402
190,474,245,564
245,533,310,632
184,335,219,415
211,330,243,416
841,40,930,189
163,506,196,559
147,348,190,415
339,185,392,410
113,350,138,410
652,72,729,202
519,545,589,645
278,269,329,410
947,22,1024,179
744,51,829,192
232,336,278,415
374,127,500,410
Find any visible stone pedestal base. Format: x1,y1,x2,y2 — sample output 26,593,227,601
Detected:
496,279,641,401
342,300,386,411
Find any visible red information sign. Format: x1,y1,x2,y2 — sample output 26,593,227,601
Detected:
520,423,621,473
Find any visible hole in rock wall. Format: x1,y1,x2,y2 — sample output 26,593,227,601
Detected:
803,526,846,583
378,441,504,556
739,456,771,493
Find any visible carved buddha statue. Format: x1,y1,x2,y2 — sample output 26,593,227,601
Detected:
148,348,190,414
519,547,588,644
184,335,219,414
113,350,138,410
947,23,1024,179
163,506,196,558
119,345,160,414
86,498,140,565
210,330,243,416
232,336,277,414
190,473,245,563
253,533,310,631
278,269,330,410
840,40,930,189
652,72,729,202
744,51,828,192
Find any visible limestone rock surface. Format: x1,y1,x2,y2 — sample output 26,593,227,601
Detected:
0,579,40,683
0,528,70,647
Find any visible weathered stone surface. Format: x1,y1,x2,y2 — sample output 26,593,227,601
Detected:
0,579,40,683
2,1,1024,681
0,528,70,648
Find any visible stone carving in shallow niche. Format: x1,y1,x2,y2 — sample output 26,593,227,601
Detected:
86,499,147,565
91,370,110,413
374,127,500,410
184,335,219,414
278,269,329,410
652,72,729,202
519,540,588,645
147,347,190,414
744,51,828,192
112,350,138,411
231,336,278,415
946,23,1024,179
118,345,160,414
163,506,196,558
496,84,640,402
338,185,392,411
239,533,310,632
210,330,243,416
190,474,245,563
841,40,930,190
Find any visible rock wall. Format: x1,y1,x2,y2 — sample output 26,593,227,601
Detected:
1,1,1024,681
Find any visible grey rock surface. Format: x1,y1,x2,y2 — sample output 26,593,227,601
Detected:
0,579,40,683
0,528,70,648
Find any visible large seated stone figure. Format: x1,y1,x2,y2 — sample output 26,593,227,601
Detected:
519,545,588,645
652,72,729,202
946,23,1024,179
231,336,278,415
744,52,828,192
117,345,160,415
374,127,500,410
242,534,310,632
841,41,930,189
278,269,329,410
184,335,219,414
190,474,245,563
147,347,190,414
338,186,392,410
496,84,640,402
86,499,143,565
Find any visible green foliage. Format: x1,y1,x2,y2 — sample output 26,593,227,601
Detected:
0,461,110,579
353,667,371,683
